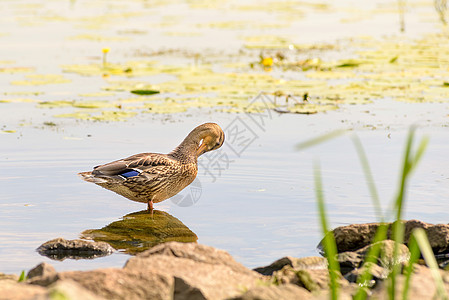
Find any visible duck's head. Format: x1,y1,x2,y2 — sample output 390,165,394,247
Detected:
194,123,225,156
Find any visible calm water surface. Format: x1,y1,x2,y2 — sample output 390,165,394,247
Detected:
1,102,448,274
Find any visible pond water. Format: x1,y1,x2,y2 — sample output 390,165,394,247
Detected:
1,0,448,275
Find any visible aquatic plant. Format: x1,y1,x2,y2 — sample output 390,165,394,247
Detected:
298,127,448,299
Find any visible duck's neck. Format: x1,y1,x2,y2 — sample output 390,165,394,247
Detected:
169,132,202,163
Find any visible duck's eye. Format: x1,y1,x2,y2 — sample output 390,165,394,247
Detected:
216,142,221,146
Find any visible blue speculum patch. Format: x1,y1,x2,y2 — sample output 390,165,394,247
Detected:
120,170,140,178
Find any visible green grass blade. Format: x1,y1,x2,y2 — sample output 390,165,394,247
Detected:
351,135,383,222
390,128,428,300
390,128,415,300
412,228,448,300
411,136,429,172
353,223,389,300
314,160,339,299
402,232,421,300
296,129,347,151
18,270,26,282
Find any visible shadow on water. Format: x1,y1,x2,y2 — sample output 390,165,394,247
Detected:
80,209,198,255
36,210,197,261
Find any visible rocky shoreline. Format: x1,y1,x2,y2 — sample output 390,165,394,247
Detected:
2,220,449,299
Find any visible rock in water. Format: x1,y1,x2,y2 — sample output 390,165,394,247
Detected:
36,238,114,260
318,220,449,255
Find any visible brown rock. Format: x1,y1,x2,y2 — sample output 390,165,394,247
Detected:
174,277,207,300
336,240,410,275
27,262,56,279
324,222,380,253
57,268,173,300
27,262,59,287
355,240,410,270
232,284,312,300
37,237,114,261
0,280,47,300
337,251,363,274
138,241,251,275
27,242,262,299
371,264,449,299
0,273,19,282
254,256,327,275
323,220,449,254
344,262,387,284
47,279,105,300
272,266,350,292
310,285,356,300
125,242,263,299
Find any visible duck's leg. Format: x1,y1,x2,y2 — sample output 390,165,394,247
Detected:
147,199,154,211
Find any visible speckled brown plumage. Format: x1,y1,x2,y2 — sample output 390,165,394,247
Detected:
79,123,225,210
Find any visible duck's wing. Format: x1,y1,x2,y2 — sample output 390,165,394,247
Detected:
92,153,177,178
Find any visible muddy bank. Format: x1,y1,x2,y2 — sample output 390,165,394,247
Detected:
3,220,449,299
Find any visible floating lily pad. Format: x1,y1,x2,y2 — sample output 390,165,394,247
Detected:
1,98,40,103
39,100,73,108
54,111,136,121
1,130,16,134
0,66,34,73
130,90,160,95
72,101,115,109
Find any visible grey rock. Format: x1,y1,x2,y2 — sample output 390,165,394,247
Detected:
37,237,114,261
254,256,327,276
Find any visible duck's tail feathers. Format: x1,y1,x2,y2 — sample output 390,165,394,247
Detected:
78,171,108,184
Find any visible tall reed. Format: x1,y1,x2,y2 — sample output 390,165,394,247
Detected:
298,127,447,299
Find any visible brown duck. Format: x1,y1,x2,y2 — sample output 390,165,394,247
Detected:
79,123,225,210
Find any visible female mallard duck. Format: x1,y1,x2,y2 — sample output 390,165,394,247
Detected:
79,123,224,210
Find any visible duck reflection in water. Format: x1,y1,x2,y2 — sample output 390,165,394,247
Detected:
78,123,225,211
81,210,198,254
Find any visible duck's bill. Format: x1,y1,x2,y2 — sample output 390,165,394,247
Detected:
197,143,207,156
